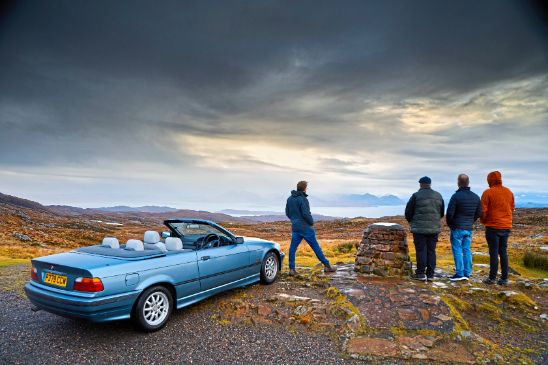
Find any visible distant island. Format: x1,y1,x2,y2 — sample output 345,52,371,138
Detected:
313,193,405,207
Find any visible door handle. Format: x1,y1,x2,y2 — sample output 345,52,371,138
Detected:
201,256,210,261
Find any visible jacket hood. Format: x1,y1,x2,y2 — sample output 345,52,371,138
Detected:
487,171,502,187
291,190,308,197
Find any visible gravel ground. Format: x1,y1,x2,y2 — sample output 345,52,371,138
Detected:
0,289,360,365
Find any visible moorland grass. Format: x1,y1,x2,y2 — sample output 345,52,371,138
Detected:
0,256,29,268
523,251,548,271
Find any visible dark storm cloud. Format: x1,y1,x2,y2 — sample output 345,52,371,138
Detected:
0,0,546,180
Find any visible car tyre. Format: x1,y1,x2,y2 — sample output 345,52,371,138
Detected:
260,251,279,285
133,285,173,332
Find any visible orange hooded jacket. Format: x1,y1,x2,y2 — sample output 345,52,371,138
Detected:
480,171,514,229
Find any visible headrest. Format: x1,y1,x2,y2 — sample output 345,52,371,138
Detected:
125,239,144,251
144,231,160,244
102,237,120,249
144,242,167,252
165,237,183,251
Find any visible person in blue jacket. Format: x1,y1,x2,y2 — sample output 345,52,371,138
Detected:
285,181,336,275
446,174,482,281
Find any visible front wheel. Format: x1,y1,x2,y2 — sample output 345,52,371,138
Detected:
133,285,173,332
260,252,279,285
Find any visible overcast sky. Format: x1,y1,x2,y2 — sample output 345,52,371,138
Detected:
0,0,547,210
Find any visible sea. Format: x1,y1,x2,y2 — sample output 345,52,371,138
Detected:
224,205,406,219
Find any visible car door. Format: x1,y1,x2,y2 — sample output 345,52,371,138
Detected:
198,242,250,291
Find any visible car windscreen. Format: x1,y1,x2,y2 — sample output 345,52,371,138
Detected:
169,222,230,240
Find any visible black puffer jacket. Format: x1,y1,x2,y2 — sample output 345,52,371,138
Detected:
285,190,314,233
446,187,482,231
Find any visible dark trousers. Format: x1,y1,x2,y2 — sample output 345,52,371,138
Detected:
412,233,438,276
486,228,510,280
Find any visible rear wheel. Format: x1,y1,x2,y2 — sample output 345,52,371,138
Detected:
133,285,173,332
260,251,279,285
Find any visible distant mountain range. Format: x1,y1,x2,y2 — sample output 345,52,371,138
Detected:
218,209,281,216
314,193,405,207
0,193,250,223
0,192,338,223
217,209,337,222
2,191,546,224
94,205,179,213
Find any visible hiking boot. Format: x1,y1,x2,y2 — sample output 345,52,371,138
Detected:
288,269,298,276
324,264,337,273
450,274,467,281
483,277,496,285
411,273,427,281
497,278,508,286
426,275,436,281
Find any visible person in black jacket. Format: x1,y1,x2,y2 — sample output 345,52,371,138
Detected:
446,174,482,281
285,181,335,276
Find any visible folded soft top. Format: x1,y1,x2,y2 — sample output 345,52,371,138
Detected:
75,245,166,259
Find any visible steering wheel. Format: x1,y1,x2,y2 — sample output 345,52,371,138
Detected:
200,233,221,249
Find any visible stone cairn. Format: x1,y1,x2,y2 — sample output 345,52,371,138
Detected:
354,223,412,276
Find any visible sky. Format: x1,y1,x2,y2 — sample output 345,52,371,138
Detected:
0,0,547,212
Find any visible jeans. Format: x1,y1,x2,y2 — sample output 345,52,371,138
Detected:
485,228,510,280
288,226,330,269
412,233,438,276
450,229,473,277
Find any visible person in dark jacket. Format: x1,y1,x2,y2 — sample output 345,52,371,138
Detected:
285,181,335,275
446,174,481,281
405,176,444,281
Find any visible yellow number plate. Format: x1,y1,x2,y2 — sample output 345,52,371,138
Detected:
44,272,67,287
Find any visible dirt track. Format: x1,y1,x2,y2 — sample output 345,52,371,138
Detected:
0,265,359,365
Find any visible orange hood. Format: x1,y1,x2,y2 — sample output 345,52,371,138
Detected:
487,171,502,187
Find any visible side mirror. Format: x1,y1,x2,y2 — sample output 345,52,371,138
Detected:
234,237,244,244
161,231,171,239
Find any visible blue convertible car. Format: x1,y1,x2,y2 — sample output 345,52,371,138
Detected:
25,219,284,331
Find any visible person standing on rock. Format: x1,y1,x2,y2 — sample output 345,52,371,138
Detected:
285,180,336,276
446,174,482,281
405,176,445,281
480,171,514,285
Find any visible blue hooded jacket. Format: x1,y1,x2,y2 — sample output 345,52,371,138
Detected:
446,187,482,231
285,190,314,232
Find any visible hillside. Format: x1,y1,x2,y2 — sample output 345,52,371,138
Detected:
0,192,255,258
0,192,50,212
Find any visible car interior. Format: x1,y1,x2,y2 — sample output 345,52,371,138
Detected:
93,231,188,254
83,221,239,257
165,222,236,250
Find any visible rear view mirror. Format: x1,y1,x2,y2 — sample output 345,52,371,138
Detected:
161,231,171,239
235,237,244,244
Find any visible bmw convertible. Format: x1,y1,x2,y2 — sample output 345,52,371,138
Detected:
25,219,284,331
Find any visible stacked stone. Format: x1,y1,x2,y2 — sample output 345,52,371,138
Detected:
354,223,412,277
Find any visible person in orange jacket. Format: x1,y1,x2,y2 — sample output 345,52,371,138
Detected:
480,171,514,285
